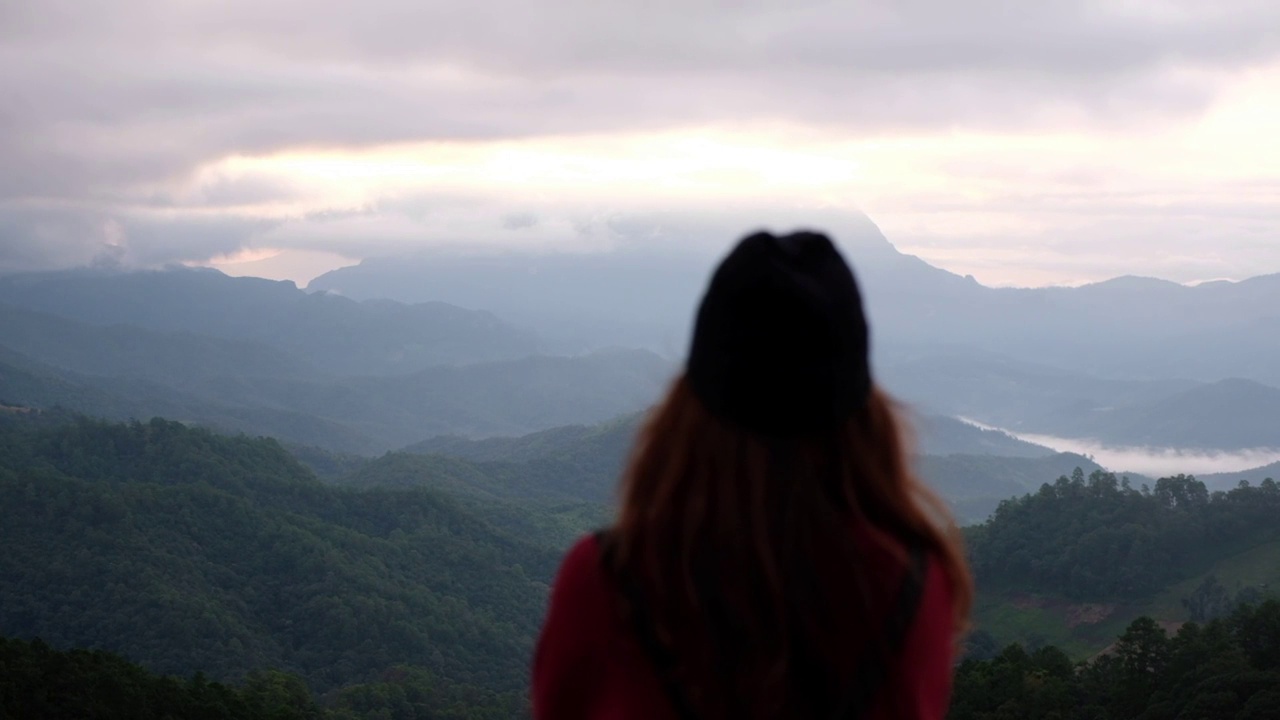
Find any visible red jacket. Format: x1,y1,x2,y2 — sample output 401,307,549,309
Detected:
532,531,957,719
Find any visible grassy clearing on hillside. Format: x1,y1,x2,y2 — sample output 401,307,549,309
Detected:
975,537,1280,658
973,593,1137,658
1144,537,1280,619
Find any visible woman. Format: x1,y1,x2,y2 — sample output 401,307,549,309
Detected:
532,231,972,719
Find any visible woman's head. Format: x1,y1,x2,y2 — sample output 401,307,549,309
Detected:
609,230,972,719
686,230,871,436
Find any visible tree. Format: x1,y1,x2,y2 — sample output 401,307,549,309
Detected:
1182,575,1232,622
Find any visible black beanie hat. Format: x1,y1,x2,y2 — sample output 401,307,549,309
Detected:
687,230,871,436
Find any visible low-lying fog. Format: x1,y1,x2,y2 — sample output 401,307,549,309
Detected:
959,418,1280,478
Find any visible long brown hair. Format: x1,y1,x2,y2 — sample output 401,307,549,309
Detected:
607,375,972,719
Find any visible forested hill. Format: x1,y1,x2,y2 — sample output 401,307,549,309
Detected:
0,634,526,720
970,469,1280,599
6,410,1280,717
0,635,326,720
0,412,561,717
19,605,1274,720
965,468,1280,664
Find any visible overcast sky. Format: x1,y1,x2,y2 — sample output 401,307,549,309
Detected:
2,1,1279,286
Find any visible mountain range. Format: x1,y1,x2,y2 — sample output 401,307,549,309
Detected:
0,268,540,376
308,222,1280,388
1,213,1277,470
0,291,672,453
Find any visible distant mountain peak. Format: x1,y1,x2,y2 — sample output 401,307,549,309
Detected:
1082,275,1184,291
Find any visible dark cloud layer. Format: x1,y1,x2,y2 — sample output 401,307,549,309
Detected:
2,1,1279,273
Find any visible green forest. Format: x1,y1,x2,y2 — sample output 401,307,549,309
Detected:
1,628,522,719
970,468,1280,599
0,412,557,717
2,410,1278,718
8,601,1279,720
951,601,1280,719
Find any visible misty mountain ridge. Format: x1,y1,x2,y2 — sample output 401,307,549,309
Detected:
0,302,311,383
1029,378,1280,452
0,287,676,454
211,347,672,446
883,353,1280,453
0,343,388,452
0,334,673,454
912,414,1054,458
397,411,1076,522
1,212,1278,459
309,218,1280,386
405,411,1053,466
0,265,542,376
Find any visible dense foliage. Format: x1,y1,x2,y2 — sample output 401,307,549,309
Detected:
0,414,559,716
951,601,1280,720
969,468,1280,599
0,344,384,453
5,410,1280,718
0,634,525,720
335,451,610,549
0,635,323,720
1033,378,1280,451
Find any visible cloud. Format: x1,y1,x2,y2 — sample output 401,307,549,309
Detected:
0,202,277,272
0,205,114,272
2,1,1280,280
6,2,1280,199
502,213,540,231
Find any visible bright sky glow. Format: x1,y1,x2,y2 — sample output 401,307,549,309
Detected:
173,62,1280,286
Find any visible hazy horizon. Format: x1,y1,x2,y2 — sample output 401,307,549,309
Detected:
10,206,1279,292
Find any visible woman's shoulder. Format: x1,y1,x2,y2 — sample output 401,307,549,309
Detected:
533,534,617,715
558,531,607,577
547,532,612,613
560,532,604,571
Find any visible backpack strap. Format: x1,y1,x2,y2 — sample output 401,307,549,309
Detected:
596,531,930,720
827,542,930,720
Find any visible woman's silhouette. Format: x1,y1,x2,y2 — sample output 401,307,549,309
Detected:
533,231,972,719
